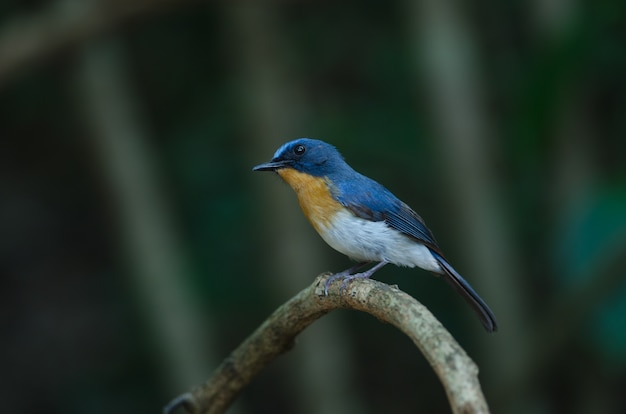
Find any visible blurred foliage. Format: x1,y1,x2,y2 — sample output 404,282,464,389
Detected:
1,1,626,414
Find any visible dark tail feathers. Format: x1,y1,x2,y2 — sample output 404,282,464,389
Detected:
430,250,498,332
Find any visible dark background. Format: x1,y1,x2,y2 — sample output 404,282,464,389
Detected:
2,1,626,413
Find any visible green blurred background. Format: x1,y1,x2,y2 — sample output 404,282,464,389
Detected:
2,1,626,413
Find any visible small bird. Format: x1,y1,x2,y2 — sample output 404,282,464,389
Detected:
253,138,497,332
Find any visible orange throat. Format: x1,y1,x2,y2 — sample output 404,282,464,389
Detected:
277,168,340,232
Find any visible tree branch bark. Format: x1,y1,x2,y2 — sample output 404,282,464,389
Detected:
164,273,490,414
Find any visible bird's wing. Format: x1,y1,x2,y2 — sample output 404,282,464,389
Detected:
383,202,442,254
333,175,442,254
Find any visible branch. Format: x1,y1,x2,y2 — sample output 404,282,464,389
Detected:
164,273,490,414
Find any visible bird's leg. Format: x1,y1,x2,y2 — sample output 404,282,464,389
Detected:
323,262,368,295
339,260,389,294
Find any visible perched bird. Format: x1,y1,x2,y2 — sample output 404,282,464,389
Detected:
253,138,497,332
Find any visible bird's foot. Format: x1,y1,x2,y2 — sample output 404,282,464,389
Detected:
323,262,368,295
338,271,374,294
324,261,389,295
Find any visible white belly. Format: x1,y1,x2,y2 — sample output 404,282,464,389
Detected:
317,209,442,273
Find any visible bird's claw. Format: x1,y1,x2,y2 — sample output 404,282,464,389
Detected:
324,262,370,295
324,272,373,296
323,273,345,295
339,277,352,294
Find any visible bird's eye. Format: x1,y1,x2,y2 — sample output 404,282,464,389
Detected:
294,144,306,156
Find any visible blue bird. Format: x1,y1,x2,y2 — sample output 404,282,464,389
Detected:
253,138,497,332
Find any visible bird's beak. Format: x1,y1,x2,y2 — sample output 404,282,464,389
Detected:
252,159,292,172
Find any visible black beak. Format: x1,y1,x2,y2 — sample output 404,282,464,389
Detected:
252,159,292,172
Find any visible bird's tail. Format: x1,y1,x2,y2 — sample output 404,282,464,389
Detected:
429,250,498,332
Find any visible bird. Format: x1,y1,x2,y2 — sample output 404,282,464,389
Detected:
252,138,497,332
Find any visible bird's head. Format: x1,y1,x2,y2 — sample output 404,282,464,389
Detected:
252,138,348,177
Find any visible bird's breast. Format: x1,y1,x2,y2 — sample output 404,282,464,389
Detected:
277,168,342,233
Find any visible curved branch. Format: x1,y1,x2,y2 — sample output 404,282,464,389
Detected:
164,273,490,414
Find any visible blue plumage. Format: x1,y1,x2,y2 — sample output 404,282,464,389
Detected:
335,179,440,252
253,138,497,332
